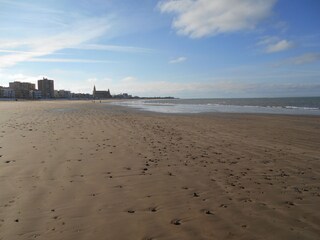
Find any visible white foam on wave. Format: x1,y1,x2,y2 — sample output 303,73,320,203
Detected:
285,106,319,110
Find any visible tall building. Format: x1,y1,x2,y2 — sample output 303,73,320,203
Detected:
9,81,35,99
38,77,54,99
93,85,112,99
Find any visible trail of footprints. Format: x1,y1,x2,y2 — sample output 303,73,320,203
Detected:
102,114,320,235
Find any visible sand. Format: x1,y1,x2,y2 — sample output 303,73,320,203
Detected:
0,100,319,240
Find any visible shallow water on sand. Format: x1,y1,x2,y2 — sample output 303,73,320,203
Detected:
110,97,320,115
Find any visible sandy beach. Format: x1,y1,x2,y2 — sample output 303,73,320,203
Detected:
0,100,319,240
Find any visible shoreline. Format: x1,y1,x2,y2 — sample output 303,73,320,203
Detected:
2,97,320,116
107,98,320,116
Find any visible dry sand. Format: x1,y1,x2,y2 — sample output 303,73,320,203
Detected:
0,100,319,240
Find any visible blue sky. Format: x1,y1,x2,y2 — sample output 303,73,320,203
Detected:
0,0,319,98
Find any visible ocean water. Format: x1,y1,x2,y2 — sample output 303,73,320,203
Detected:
111,97,320,115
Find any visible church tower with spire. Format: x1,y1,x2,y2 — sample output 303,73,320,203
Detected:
93,85,96,99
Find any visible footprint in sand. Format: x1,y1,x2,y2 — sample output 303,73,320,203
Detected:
285,201,295,206
171,219,181,225
203,209,214,215
149,207,157,212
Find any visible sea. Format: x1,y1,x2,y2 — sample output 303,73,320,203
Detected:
110,97,320,115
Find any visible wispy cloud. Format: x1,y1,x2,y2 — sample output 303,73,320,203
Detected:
158,0,277,38
0,0,64,14
265,40,294,53
258,36,294,53
0,17,110,69
169,57,187,64
0,0,68,29
26,58,117,63
0,49,64,55
275,52,320,66
74,44,154,53
0,72,45,85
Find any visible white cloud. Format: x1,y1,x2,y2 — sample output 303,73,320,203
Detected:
0,49,64,55
0,0,64,14
276,53,320,66
290,53,320,65
74,44,153,53
0,17,110,69
158,0,277,38
169,57,187,64
0,72,45,85
258,36,294,53
266,39,294,53
26,58,117,63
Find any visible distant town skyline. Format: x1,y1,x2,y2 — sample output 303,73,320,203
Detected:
1,77,143,99
0,0,320,98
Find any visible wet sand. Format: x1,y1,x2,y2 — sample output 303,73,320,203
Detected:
0,100,319,240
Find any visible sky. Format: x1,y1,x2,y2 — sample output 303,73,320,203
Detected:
0,0,320,98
